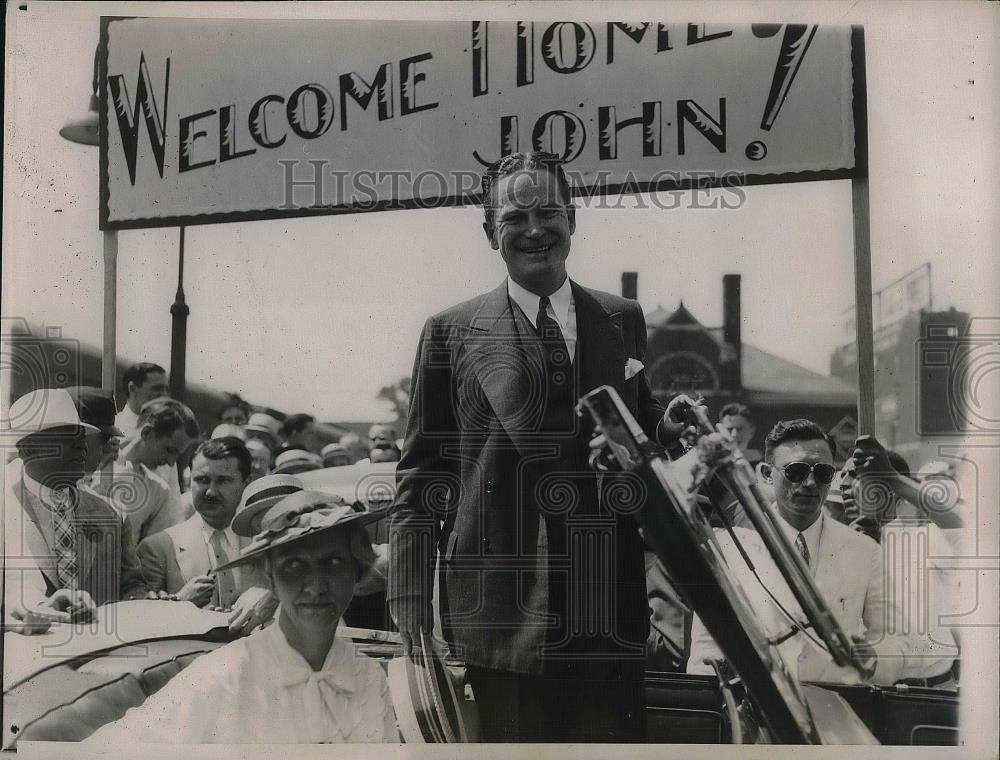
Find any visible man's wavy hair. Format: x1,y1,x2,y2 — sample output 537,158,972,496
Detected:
764,418,837,463
480,151,574,238
138,397,201,440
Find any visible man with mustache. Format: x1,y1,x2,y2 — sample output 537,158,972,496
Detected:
136,437,256,608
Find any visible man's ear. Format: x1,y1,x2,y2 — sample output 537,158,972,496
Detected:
483,221,499,250
759,462,773,482
567,206,576,236
139,424,152,441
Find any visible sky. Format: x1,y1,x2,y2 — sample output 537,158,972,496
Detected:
3,1,997,422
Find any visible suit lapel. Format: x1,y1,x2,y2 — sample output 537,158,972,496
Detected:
8,478,59,582
73,489,107,591
572,282,625,398
168,515,211,582
465,283,546,456
813,520,853,622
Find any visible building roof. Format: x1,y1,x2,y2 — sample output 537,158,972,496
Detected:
646,304,855,405
741,344,855,402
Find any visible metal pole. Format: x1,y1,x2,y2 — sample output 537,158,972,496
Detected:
102,230,118,392
169,226,189,402
851,27,875,436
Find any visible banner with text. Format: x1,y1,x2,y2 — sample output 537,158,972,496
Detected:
100,17,857,229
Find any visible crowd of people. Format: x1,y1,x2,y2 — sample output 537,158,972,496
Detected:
2,152,968,744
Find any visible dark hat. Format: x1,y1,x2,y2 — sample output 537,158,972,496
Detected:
65,386,123,437
217,489,385,571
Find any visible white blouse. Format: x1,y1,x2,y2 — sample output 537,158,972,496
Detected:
87,623,398,744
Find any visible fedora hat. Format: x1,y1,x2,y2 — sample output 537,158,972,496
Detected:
5,388,99,443
231,474,304,538
65,386,123,438
217,490,384,571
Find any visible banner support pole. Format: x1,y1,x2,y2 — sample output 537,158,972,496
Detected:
102,230,118,393
851,26,875,436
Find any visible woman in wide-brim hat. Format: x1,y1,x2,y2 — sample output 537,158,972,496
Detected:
88,491,397,744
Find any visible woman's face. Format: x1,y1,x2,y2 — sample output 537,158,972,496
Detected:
269,529,356,638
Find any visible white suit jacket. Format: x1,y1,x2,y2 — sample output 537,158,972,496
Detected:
136,513,252,606
688,518,912,685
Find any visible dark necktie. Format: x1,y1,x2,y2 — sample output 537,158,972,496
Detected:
795,532,811,571
536,295,569,369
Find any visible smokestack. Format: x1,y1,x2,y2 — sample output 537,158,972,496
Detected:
723,274,742,389
622,272,638,301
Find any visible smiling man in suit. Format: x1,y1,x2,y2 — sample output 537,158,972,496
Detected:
137,437,255,609
389,152,685,742
688,419,913,685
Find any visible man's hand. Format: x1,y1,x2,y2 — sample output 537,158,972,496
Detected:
852,435,898,484
176,575,216,607
389,595,431,657
661,395,702,451
46,588,97,623
850,635,878,682
144,590,179,601
4,589,97,634
5,606,57,635
225,586,278,636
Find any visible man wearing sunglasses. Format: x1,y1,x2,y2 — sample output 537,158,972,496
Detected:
689,418,912,686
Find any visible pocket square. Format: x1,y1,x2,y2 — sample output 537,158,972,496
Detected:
625,358,644,380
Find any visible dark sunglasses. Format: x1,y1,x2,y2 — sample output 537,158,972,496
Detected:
770,461,837,485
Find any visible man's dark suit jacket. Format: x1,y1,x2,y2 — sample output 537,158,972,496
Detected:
390,280,667,674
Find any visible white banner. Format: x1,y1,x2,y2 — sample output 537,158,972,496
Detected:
101,18,856,229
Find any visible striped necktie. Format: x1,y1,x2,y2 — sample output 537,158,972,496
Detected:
51,487,79,589
795,532,811,571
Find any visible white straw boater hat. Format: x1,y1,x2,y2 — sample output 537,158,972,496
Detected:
218,489,384,571
231,474,305,538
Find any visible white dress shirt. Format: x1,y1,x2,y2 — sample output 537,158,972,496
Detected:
507,276,577,360
775,512,825,575
688,517,913,685
117,407,184,528
87,621,398,744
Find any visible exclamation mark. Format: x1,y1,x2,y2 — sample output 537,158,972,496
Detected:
745,24,818,161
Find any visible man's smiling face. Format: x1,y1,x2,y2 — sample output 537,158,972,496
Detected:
488,168,575,296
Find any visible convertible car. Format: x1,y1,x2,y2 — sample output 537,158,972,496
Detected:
2,392,959,745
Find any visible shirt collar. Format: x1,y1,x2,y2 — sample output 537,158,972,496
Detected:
195,511,238,549
776,509,824,560
507,276,572,330
21,470,72,511
267,621,358,692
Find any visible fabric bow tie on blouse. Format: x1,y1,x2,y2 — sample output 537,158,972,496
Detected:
274,637,366,743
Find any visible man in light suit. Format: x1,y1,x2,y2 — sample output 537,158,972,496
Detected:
688,419,913,685
137,437,255,608
4,389,148,620
389,152,686,742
